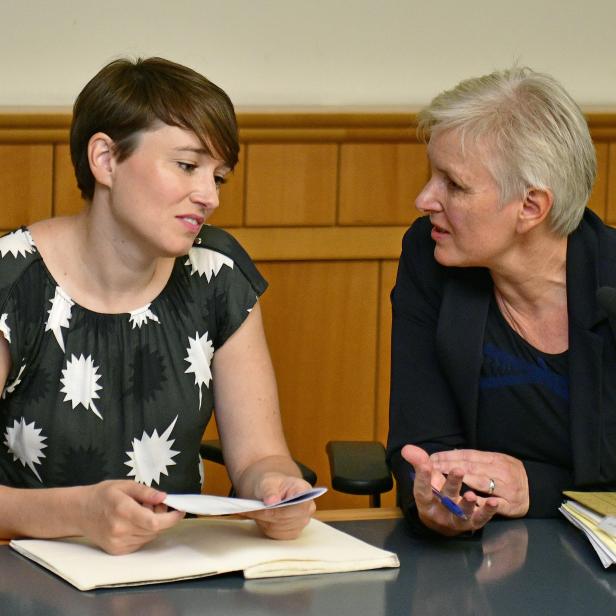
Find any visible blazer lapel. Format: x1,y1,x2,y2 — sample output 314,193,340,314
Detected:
437,269,491,447
567,219,605,484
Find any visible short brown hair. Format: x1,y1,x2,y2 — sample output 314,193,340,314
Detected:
70,57,239,200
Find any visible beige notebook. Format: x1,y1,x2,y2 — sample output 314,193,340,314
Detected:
10,518,400,591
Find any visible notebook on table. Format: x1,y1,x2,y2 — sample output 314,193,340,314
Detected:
10,517,400,591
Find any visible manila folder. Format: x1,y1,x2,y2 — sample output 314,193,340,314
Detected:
563,491,616,517
10,518,400,591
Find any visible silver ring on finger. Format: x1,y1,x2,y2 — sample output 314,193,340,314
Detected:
487,478,496,495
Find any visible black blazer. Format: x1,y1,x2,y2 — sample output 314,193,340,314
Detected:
387,209,616,522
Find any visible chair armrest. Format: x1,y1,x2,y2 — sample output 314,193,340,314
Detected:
326,441,393,496
200,439,225,465
295,461,317,487
200,439,317,486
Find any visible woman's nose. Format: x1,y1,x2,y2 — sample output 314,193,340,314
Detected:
415,179,442,214
192,176,220,210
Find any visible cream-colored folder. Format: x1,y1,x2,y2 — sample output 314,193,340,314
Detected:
10,518,400,591
562,491,616,536
563,491,616,517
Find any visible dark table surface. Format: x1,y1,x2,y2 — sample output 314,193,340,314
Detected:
1,515,615,615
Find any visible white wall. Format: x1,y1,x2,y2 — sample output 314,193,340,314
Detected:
2,0,616,107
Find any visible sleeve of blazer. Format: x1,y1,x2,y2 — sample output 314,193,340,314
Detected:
386,217,470,532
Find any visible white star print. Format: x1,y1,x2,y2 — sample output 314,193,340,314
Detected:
129,303,161,329
0,229,36,259
184,331,214,409
185,247,234,282
125,416,180,486
45,286,74,352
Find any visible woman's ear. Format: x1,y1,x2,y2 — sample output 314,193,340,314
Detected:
87,132,115,189
517,187,553,234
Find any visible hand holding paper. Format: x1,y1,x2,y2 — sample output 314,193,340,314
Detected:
164,487,326,516
245,472,320,540
81,480,185,555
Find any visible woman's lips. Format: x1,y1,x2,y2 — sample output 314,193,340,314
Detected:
431,224,450,240
177,215,204,232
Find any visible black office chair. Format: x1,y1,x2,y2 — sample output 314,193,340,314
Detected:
200,439,318,496
325,441,393,507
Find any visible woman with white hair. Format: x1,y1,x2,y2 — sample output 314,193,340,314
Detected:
387,67,616,536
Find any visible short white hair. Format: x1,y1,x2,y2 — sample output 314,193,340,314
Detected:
418,67,596,236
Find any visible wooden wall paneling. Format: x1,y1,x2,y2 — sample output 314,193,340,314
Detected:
231,226,407,261
53,144,83,217
208,147,245,228
375,260,399,507
258,260,379,509
245,144,338,226
588,143,608,219
338,143,428,225
607,143,616,225
0,145,53,230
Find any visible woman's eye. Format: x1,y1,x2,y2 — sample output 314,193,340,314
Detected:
214,175,227,188
177,162,197,173
447,177,462,191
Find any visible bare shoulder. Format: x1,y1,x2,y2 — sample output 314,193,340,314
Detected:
28,217,80,265
29,217,76,249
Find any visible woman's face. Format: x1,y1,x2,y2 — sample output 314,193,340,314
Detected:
416,129,522,269
106,123,229,258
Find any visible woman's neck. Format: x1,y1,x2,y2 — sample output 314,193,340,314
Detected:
30,209,175,314
490,228,569,353
490,228,568,311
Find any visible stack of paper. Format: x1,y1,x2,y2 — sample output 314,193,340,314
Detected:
559,491,616,568
10,517,400,591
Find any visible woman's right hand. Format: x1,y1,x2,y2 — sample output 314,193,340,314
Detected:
401,445,499,536
78,480,185,554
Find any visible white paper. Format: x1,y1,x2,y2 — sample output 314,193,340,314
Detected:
565,500,602,524
560,506,614,568
164,486,327,516
559,503,616,568
598,516,616,537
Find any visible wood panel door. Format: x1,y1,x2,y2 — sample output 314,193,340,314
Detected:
339,143,428,225
376,260,399,507
245,144,338,226
258,260,380,509
0,145,53,231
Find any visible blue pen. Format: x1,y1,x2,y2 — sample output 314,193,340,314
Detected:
409,470,468,520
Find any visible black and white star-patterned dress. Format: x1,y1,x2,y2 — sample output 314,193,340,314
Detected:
0,226,266,493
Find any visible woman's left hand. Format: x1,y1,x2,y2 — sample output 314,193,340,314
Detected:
241,472,315,540
430,449,529,517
